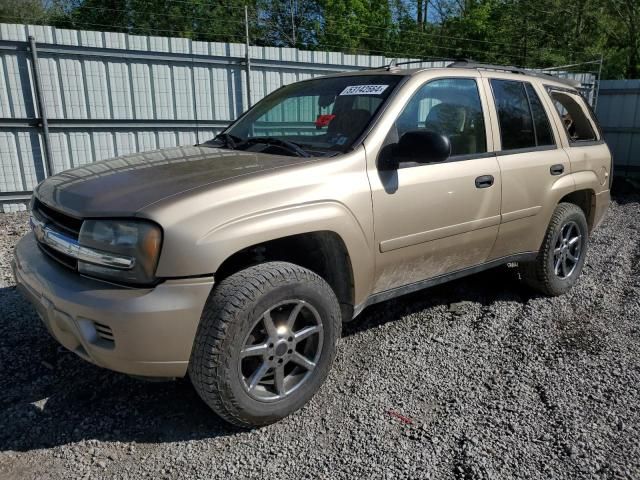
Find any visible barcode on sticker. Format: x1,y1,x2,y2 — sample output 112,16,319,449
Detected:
339,85,389,96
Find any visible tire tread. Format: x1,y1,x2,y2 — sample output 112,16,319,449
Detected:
520,202,588,296
189,261,340,428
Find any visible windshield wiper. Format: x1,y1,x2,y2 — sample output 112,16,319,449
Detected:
208,132,242,150
237,137,311,158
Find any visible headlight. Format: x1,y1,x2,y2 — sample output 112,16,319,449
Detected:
78,219,162,285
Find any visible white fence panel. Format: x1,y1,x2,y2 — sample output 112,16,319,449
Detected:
0,23,596,212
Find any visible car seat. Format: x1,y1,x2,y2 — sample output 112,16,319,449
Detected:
328,96,372,141
423,103,476,155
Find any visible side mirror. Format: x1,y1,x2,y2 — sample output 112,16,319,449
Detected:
395,130,451,164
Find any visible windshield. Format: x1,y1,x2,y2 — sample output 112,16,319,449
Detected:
207,75,403,157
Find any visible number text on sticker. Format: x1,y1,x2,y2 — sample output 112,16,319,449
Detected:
339,85,389,96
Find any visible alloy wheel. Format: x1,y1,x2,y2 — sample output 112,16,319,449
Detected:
553,220,582,279
238,300,323,402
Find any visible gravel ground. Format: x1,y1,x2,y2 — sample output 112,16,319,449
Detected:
0,194,639,480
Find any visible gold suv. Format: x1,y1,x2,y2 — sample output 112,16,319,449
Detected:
12,61,611,427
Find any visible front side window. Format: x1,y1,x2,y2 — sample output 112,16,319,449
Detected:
393,78,487,157
549,90,598,143
215,75,403,157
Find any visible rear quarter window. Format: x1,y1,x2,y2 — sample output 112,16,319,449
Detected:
548,90,598,143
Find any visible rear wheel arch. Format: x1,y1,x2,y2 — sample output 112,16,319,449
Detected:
520,202,589,296
558,188,596,231
214,231,356,322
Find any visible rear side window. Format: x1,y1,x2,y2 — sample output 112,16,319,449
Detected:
525,84,554,146
490,79,555,150
549,91,598,143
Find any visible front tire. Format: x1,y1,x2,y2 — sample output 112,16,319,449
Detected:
189,261,341,428
520,202,589,296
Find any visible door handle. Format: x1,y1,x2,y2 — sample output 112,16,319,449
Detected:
475,175,494,188
550,164,564,175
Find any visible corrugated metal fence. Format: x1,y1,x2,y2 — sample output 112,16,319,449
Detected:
0,23,597,212
596,80,640,179
0,23,450,212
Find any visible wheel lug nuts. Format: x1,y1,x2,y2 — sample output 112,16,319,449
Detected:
288,349,293,354
288,336,293,342
269,356,274,361
278,359,283,364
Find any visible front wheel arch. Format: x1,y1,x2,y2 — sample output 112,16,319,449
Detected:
214,231,356,322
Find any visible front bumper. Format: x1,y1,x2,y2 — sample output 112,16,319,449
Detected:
12,233,214,377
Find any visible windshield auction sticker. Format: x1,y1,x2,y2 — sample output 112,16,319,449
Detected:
339,85,389,96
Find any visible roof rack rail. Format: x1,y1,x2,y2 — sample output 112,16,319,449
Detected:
360,57,455,72
447,60,581,88
391,58,453,69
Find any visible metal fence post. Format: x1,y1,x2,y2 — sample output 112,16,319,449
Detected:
28,35,54,178
244,5,252,109
593,54,604,112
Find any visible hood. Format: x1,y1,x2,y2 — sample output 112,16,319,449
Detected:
35,146,311,217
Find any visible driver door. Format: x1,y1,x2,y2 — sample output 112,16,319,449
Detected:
368,77,502,293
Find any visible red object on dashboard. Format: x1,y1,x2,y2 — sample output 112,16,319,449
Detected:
315,114,336,128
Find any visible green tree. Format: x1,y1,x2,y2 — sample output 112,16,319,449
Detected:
0,0,49,24
316,0,393,55
602,0,639,78
6,0,640,79
49,0,253,43
257,0,322,47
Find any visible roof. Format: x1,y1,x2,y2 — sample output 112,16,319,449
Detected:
446,61,581,88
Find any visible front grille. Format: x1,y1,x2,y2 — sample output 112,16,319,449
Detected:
37,243,78,270
32,199,82,239
32,199,83,271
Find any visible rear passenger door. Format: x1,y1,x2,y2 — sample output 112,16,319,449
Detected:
483,77,572,260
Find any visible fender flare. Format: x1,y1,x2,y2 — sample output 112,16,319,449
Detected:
196,201,374,304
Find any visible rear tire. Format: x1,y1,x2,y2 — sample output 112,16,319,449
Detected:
520,202,589,296
189,261,341,428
